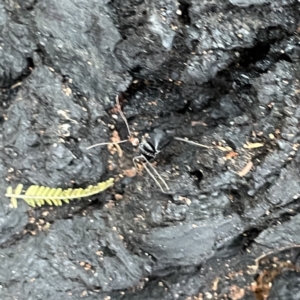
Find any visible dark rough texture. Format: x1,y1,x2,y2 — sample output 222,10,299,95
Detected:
268,271,300,300
34,0,132,106
0,2,36,87
0,0,300,299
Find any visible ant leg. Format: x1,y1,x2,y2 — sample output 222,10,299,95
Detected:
132,156,169,193
143,157,170,191
132,155,144,173
143,162,166,193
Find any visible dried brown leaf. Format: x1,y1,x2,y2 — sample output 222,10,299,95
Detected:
123,168,137,177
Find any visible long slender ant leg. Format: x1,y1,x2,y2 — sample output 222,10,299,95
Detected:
132,155,144,172
132,156,169,192
143,157,170,191
143,163,166,193
86,140,128,150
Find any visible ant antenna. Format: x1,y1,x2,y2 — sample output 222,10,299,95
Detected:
174,137,213,149
86,95,134,150
174,137,232,152
86,140,128,150
116,95,132,138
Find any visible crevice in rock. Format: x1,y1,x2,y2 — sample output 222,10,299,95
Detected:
178,1,191,25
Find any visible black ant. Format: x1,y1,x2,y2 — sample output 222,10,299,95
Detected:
87,96,229,193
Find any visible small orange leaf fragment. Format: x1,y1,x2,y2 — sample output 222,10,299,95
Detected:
114,194,123,200
110,130,123,157
216,146,233,152
225,151,239,160
111,130,121,143
212,277,220,291
244,142,264,149
238,161,253,177
128,136,139,146
123,168,137,177
229,285,245,300
191,121,207,127
114,143,123,157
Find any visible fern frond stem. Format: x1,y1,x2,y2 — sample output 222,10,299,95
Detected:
5,180,114,200
6,193,97,200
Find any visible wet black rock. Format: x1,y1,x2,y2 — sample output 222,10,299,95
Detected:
268,270,300,300
0,2,36,87
0,0,300,299
34,0,132,107
181,50,234,84
254,214,300,249
0,214,145,298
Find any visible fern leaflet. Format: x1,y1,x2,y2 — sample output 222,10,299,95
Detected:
6,178,114,208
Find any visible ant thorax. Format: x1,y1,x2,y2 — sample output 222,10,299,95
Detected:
138,139,160,161
138,128,172,161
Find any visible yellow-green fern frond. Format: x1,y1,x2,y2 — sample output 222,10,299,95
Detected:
5,178,114,208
